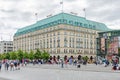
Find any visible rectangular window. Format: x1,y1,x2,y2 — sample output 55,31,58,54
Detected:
50,44,52,48
57,42,60,47
64,31,67,35
58,32,60,35
64,42,67,47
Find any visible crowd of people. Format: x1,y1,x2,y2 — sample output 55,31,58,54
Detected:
30,55,120,70
0,55,119,71
0,60,21,71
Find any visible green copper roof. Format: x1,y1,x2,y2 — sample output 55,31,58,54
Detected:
14,12,111,37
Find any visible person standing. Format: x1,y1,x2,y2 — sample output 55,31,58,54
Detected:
10,61,14,71
5,61,9,71
61,59,64,68
17,61,20,70
90,56,93,63
0,61,2,71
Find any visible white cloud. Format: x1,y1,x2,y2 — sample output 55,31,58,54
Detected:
0,0,120,41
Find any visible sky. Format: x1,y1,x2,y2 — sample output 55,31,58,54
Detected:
0,0,120,41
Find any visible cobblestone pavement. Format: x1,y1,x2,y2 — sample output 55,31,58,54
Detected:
0,64,119,80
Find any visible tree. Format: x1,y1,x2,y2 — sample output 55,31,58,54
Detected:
29,50,34,60
23,51,29,59
1,53,6,59
0,54,2,60
17,50,24,61
10,52,17,60
82,56,89,61
34,49,41,59
41,51,50,60
4,53,10,60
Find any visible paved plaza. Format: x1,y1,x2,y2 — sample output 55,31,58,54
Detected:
0,64,120,80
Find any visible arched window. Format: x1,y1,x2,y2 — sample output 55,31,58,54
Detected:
69,20,73,25
80,23,82,27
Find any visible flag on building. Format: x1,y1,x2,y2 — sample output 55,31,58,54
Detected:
83,8,86,11
35,13,38,16
60,1,63,4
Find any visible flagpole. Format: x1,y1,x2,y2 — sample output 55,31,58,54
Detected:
60,0,64,13
83,8,86,19
62,0,63,13
35,13,38,22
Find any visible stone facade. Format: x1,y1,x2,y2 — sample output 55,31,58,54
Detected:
14,24,98,56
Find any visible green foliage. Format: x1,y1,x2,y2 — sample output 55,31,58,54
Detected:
23,52,29,59
34,49,41,59
0,49,50,60
17,50,24,60
10,52,17,60
29,50,34,60
82,56,89,61
1,53,5,59
0,54,2,60
5,53,10,59
41,51,50,60
1,53,6,59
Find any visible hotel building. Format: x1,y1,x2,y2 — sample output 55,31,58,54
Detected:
13,13,110,56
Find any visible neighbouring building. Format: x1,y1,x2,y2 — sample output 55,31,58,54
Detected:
13,12,110,56
0,41,13,53
97,30,120,59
